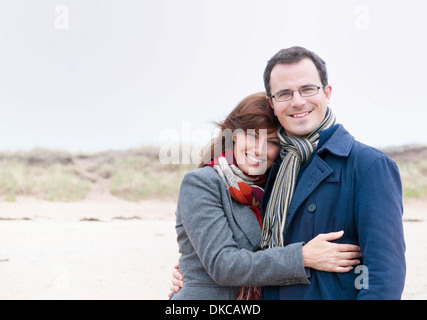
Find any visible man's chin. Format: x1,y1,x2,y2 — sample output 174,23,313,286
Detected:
284,128,313,138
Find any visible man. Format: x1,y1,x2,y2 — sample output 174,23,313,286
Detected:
170,46,406,300
260,46,405,299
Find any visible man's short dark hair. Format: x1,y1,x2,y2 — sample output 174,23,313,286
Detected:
263,46,328,97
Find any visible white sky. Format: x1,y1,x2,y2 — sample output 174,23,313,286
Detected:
1,0,426,152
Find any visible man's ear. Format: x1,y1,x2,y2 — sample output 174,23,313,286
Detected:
266,96,276,115
323,85,332,105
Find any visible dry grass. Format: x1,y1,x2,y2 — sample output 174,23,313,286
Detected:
0,158,90,202
382,145,427,199
108,156,195,201
0,145,425,202
395,159,427,198
0,147,197,202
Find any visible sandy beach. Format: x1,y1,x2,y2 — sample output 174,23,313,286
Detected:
0,195,426,300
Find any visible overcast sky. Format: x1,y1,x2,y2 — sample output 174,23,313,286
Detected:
1,0,426,152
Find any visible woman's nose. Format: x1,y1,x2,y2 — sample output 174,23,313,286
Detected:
255,134,268,157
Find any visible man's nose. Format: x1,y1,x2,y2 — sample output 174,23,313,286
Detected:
290,90,306,106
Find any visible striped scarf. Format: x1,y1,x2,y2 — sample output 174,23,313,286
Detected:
260,107,336,249
206,149,266,300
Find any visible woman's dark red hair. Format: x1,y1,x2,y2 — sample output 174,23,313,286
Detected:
199,92,281,167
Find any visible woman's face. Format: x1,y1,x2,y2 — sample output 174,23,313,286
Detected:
233,129,280,176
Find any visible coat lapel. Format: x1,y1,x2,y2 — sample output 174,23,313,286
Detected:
227,193,262,250
283,125,355,234
284,156,333,234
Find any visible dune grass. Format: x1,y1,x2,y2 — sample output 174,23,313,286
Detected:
0,146,424,203
35,164,91,202
0,147,197,202
0,160,33,201
0,159,91,202
108,157,195,202
396,159,427,199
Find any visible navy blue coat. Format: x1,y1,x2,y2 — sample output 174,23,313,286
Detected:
261,124,406,300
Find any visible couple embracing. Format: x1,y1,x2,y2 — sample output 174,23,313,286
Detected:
169,46,406,300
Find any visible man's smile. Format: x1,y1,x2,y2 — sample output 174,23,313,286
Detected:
290,110,312,119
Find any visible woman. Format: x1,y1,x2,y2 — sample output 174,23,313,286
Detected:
170,92,360,300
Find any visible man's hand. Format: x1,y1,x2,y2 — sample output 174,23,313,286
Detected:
302,231,361,272
168,264,184,298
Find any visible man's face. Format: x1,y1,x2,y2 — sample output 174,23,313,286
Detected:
267,59,332,138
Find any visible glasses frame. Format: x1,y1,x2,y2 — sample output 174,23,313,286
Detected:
271,85,324,102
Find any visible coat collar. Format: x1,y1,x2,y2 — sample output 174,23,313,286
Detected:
284,124,355,235
318,124,354,158
261,124,355,225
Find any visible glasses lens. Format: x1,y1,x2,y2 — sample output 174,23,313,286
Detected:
300,86,319,97
275,91,292,102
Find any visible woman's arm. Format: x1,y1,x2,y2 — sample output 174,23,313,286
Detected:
170,231,361,295
177,169,307,287
177,169,360,287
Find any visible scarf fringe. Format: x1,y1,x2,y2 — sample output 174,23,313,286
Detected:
237,286,262,300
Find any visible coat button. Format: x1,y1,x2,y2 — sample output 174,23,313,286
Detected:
307,203,317,213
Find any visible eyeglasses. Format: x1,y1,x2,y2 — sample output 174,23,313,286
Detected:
271,85,324,102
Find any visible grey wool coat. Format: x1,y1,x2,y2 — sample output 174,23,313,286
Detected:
170,166,309,300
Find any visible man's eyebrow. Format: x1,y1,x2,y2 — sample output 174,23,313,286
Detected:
274,88,292,94
274,83,318,94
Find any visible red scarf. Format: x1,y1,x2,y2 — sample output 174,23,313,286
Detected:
205,150,267,227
